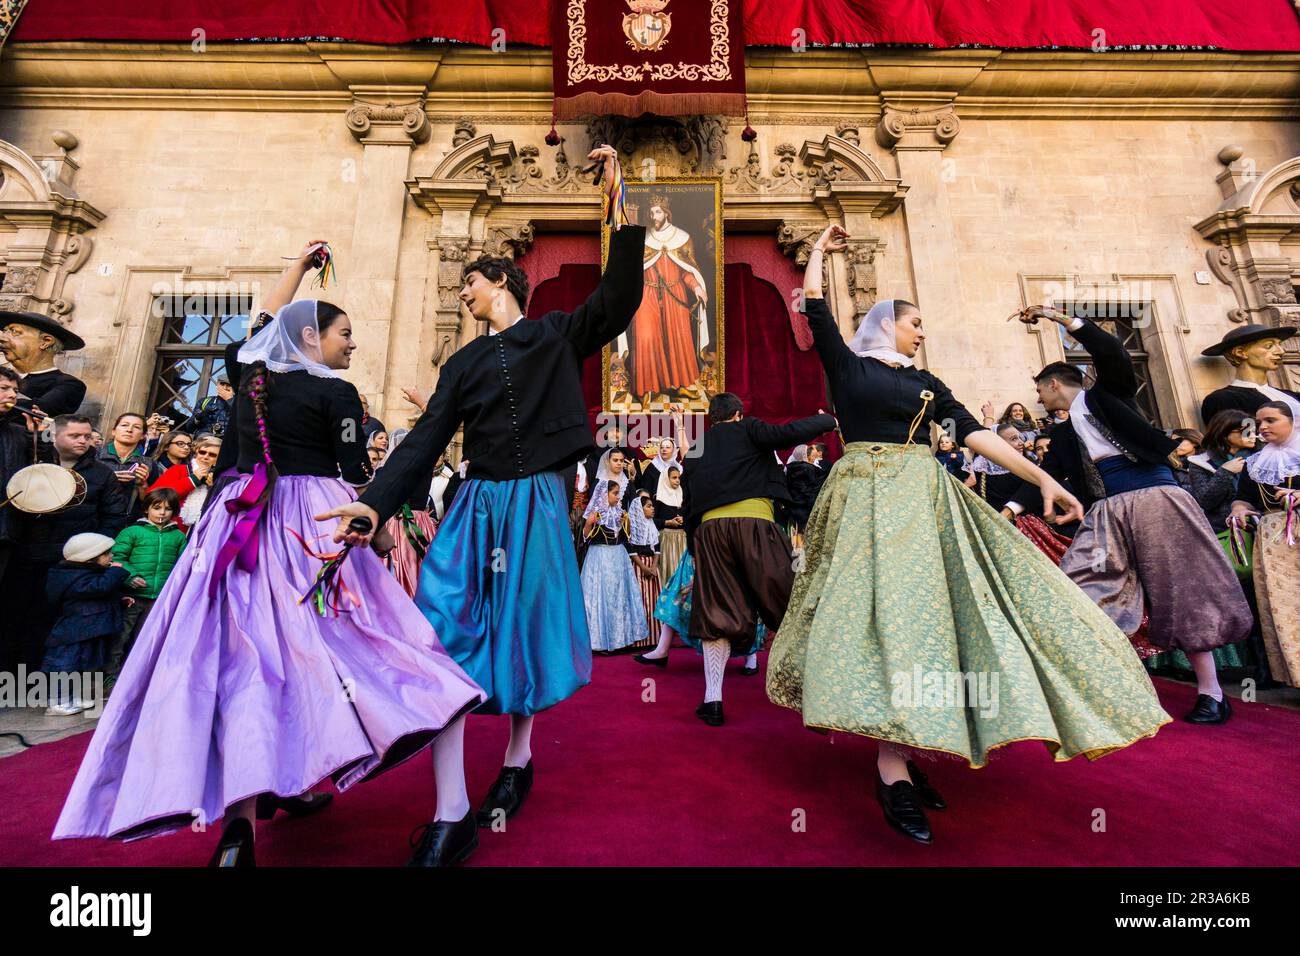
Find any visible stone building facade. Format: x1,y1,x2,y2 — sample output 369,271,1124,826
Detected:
0,42,1296,439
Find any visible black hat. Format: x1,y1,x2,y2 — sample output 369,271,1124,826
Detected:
1201,323,1297,357
0,310,85,351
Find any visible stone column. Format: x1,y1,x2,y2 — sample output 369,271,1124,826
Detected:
343,89,430,420
875,102,965,373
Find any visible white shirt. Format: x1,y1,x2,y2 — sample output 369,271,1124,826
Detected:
1230,379,1295,404
1065,317,1121,463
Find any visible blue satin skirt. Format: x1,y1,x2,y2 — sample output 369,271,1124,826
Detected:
415,470,592,716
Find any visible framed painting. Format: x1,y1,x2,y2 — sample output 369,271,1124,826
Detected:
601,177,723,415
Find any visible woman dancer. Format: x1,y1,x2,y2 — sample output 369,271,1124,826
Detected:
785,444,829,535
52,290,485,867
319,145,646,841
767,225,1169,845
582,481,650,653
1231,400,1300,686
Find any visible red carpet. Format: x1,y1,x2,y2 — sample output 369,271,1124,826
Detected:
1,655,1297,866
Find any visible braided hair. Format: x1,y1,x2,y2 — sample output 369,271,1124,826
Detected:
244,360,279,505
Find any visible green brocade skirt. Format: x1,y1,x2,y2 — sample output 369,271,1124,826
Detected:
766,442,1171,767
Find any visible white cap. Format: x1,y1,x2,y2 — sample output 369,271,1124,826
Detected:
63,532,115,564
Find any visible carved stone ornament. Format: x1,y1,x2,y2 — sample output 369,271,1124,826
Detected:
844,239,881,315
483,221,536,259
346,101,431,145
875,105,961,150
1261,277,1299,305
437,237,470,308
453,118,478,148
3,265,40,294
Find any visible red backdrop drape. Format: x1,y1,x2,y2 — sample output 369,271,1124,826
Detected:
10,0,1299,50
523,235,839,464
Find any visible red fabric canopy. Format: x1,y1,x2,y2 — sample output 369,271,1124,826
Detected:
11,0,1300,51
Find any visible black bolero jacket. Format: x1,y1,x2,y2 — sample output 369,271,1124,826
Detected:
1011,319,1178,513
363,225,646,522
681,414,836,537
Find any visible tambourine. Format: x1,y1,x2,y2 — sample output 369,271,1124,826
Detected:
1,463,88,514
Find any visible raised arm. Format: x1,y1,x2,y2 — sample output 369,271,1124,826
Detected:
1043,312,1136,400
801,224,855,375
748,414,838,451
558,222,647,357
556,145,647,357
355,361,463,526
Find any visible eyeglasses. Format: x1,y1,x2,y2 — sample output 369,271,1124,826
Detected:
170,440,193,448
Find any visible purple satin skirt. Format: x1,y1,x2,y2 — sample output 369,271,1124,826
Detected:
53,474,485,841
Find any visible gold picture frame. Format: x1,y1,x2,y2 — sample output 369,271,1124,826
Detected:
601,176,724,415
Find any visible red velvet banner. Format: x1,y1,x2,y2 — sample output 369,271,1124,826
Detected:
551,0,746,119
9,0,1300,51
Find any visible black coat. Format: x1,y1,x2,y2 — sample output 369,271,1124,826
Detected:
682,414,836,540
1201,384,1300,428
18,449,132,565
1012,319,1178,513
0,410,33,544
19,368,86,417
45,562,129,645
784,460,828,529
362,224,647,522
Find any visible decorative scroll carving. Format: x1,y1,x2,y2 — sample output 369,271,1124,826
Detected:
346,100,431,145
875,105,961,150
483,221,536,259
725,142,771,191
543,139,588,193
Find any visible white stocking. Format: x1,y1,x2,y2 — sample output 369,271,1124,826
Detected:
432,716,470,822
702,639,728,703
645,626,674,658
504,714,534,768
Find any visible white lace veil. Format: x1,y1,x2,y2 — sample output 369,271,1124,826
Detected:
849,299,914,368
237,299,342,379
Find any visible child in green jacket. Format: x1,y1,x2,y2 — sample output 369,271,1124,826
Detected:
108,486,186,683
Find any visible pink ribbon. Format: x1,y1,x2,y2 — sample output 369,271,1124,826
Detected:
207,464,270,598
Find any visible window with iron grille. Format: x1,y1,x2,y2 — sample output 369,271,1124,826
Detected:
1055,301,1162,425
146,294,251,428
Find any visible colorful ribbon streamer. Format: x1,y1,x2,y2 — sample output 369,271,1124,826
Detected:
398,504,431,562
1226,513,1255,567
603,160,629,229
207,463,270,598
286,527,362,617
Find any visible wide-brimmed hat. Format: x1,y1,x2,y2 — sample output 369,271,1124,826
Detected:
0,310,85,351
63,532,115,563
1201,323,1297,357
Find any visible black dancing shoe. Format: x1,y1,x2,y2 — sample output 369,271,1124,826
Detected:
633,653,668,669
905,760,947,811
695,701,724,726
739,665,759,676
255,791,334,821
407,811,478,867
207,817,256,868
475,760,534,828
875,774,932,845
1183,693,1232,724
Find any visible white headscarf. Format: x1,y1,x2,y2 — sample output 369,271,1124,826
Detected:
649,439,681,477
628,494,660,548
589,483,625,532
849,299,914,368
655,464,682,508
584,450,629,519
1246,397,1300,487
786,444,809,468
237,299,341,379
